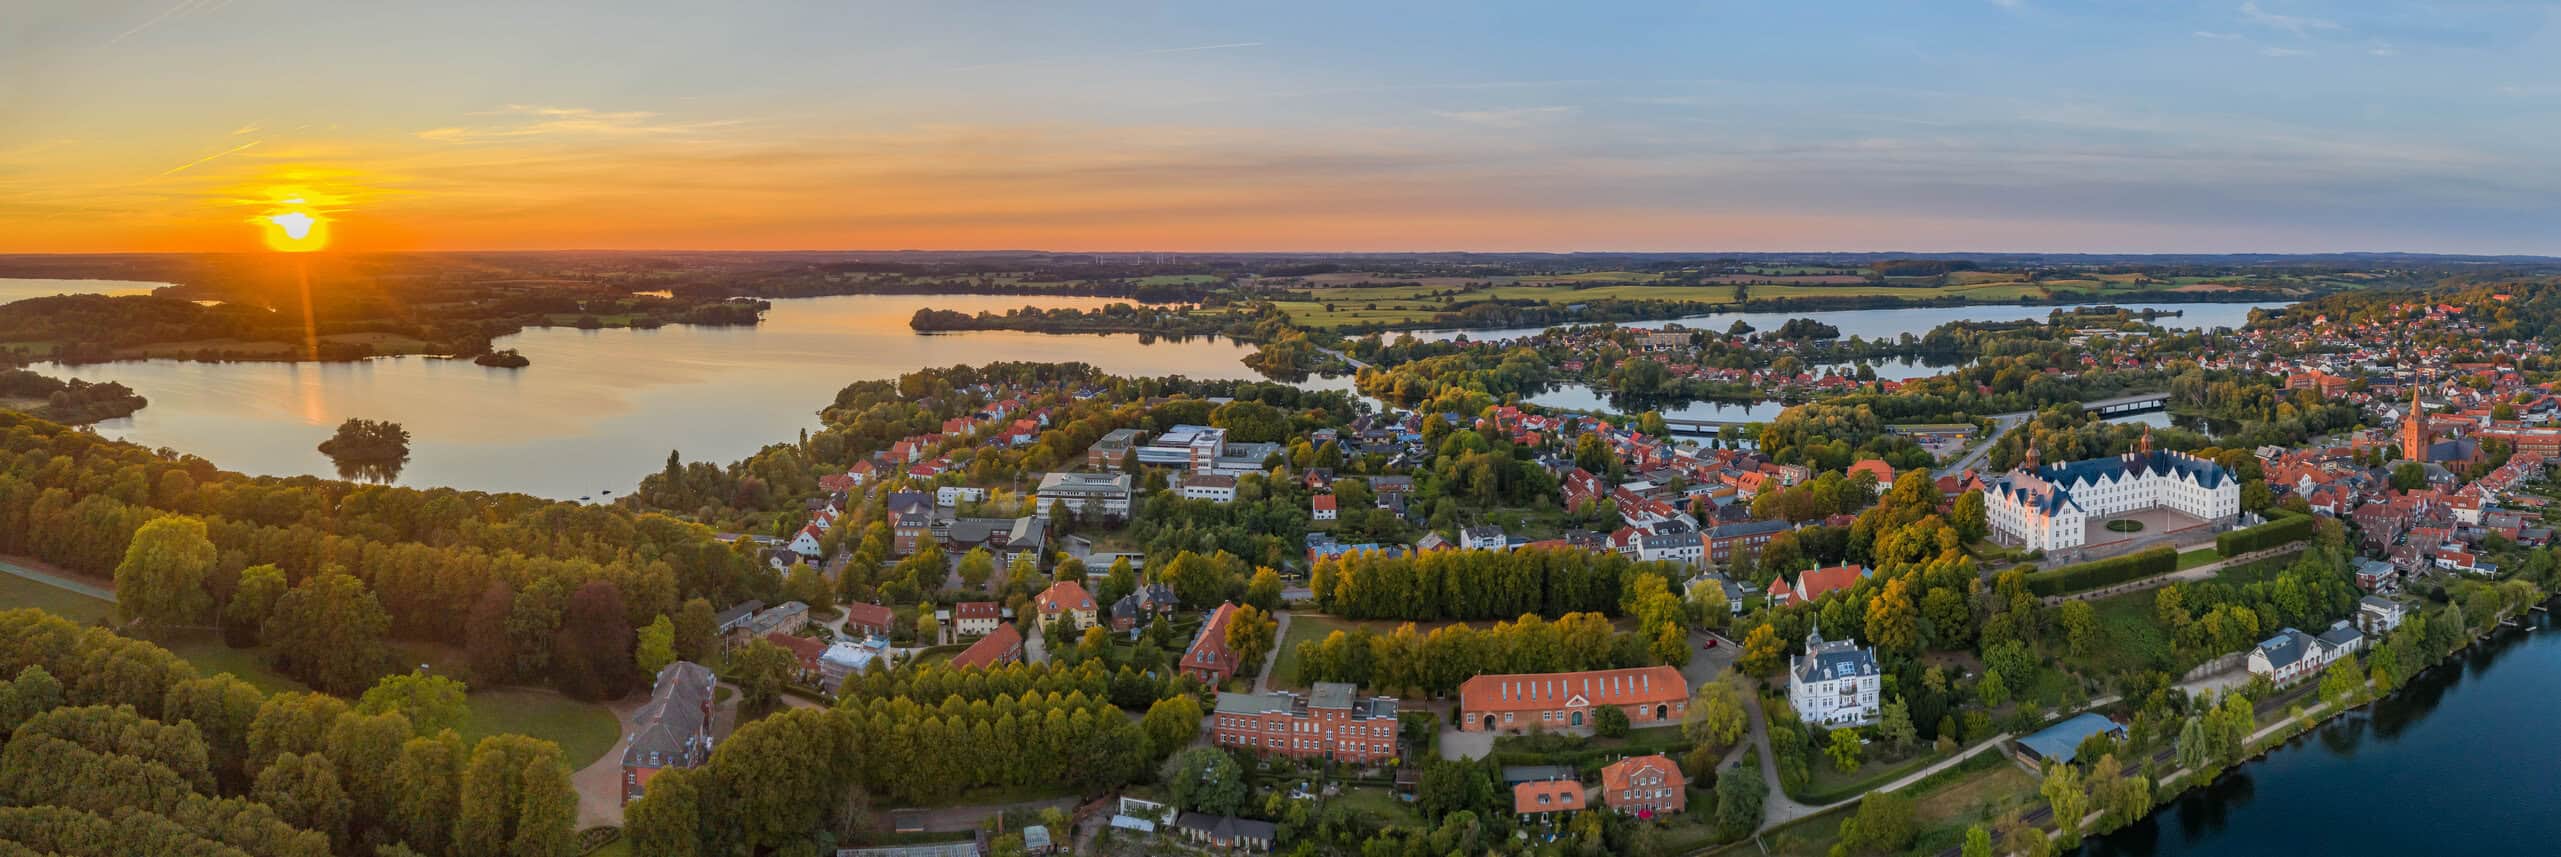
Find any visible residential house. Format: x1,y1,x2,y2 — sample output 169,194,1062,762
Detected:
1600,755,1686,817
950,623,1023,670
712,600,764,649
762,632,826,684
952,601,1002,638
886,492,935,554
935,485,987,507
1111,583,1180,632
1036,580,1099,630
1312,494,1338,521
2359,596,2408,635
935,516,1047,567
1183,602,1244,685
1513,779,1585,822
2247,623,2363,685
842,602,896,638
622,661,715,804
1460,525,1510,551
1173,813,1275,853
787,524,826,561
1767,565,1872,607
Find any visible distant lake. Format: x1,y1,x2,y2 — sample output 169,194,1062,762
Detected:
0,278,164,303
1402,302,2292,343
38,294,1304,500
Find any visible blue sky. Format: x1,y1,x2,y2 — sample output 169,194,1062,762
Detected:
5,0,2558,252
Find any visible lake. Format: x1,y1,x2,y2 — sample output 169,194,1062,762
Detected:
1402,302,2291,343
2080,610,2561,856
0,278,165,302
38,293,1312,500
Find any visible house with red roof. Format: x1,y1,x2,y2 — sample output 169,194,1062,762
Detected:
950,624,1023,670
1600,755,1686,817
1768,564,1872,607
1182,602,1244,685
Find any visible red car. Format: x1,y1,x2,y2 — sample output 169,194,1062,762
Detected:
1702,638,1719,649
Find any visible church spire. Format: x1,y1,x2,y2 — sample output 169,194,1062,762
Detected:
2138,425,2153,456
2023,438,2041,471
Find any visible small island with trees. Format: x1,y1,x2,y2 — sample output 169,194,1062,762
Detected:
316,417,412,482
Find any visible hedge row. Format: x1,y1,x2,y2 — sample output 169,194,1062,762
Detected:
2217,512,2316,557
2025,545,2179,596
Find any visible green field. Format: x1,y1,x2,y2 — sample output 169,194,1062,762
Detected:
0,571,114,624
156,630,623,766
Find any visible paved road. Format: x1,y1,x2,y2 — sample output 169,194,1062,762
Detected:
0,556,115,602
1252,610,1293,692
1313,346,1371,372
569,696,655,829
1936,411,2032,478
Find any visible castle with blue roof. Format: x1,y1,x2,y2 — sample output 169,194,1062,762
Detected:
1984,428,2240,554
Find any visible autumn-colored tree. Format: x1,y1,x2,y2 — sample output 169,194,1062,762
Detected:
553,581,637,701
115,515,217,627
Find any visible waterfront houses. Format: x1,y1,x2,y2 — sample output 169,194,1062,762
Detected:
1209,682,1400,764
2248,623,2366,684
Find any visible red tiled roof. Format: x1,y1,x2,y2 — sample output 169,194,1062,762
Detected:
951,624,1022,670
842,601,894,630
1514,779,1584,814
1601,754,1683,795
955,601,1000,620
1459,666,1686,715
1037,580,1095,613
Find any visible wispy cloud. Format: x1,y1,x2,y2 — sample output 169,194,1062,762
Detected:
1429,106,1577,128
2238,1,2341,37
417,105,743,143
231,122,261,135
2193,30,2243,40
158,140,260,176
108,0,228,45
948,41,1263,73
2261,46,2314,57
1989,0,2025,9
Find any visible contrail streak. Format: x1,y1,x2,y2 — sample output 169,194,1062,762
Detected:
160,140,260,176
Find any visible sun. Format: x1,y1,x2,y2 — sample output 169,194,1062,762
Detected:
258,197,332,252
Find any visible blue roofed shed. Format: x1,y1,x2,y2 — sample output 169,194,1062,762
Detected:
2015,713,2126,765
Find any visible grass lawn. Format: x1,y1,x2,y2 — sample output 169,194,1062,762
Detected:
1327,785,1422,827
2176,547,2220,570
1267,615,1356,690
1795,746,1952,805
0,571,113,625
457,687,623,767
157,632,620,766
1909,760,2038,834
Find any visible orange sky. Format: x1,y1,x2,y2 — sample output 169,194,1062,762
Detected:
7,2,2557,255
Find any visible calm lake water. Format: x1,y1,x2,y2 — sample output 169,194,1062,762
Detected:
0,278,164,302
1404,302,2291,343
38,293,1308,499
2081,610,2561,857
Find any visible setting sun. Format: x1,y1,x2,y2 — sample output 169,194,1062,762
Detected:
259,199,331,252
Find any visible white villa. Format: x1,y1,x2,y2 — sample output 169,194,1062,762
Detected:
1787,624,1881,727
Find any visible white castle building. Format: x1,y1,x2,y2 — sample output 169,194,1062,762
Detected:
1984,430,2240,554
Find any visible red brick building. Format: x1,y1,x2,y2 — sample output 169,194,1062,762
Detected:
1182,602,1244,685
1600,754,1687,817
1210,682,1400,764
1458,666,1689,733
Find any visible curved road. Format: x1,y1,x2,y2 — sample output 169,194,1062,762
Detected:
1936,411,2032,479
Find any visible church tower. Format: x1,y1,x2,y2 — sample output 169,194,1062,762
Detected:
2402,386,2431,462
